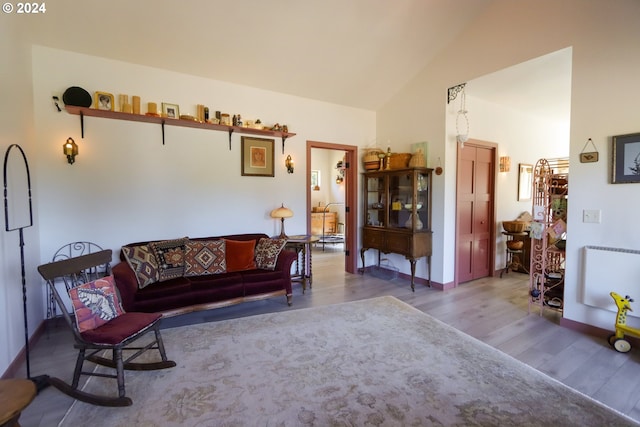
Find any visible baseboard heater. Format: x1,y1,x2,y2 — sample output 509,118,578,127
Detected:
582,245,640,317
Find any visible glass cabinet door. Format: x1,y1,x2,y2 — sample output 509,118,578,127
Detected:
386,170,429,230
416,171,429,230
365,175,385,227
388,172,412,229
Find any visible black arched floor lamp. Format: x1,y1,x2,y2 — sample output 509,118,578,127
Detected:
3,144,49,392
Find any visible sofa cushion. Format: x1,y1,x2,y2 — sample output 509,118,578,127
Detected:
134,276,192,301
242,269,291,295
225,239,257,272
184,239,226,276
68,275,125,333
121,244,159,288
188,272,242,290
150,237,188,282
254,237,287,270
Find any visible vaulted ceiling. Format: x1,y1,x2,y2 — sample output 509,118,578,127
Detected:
19,0,568,118
20,0,492,110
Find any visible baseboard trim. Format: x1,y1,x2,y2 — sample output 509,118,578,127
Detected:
360,266,446,290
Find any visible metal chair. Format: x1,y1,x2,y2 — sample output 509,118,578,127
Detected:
47,241,106,319
37,250,176,407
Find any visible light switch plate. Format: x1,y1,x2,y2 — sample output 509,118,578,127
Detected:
583,209,601,223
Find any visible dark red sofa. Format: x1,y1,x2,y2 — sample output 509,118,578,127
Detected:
112,233,295,317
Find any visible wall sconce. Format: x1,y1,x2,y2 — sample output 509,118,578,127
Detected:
63,137,78,164
335,159,345,183
499,156,511,172
285,155,294,174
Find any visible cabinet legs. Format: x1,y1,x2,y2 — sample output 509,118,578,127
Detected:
409,259,416,292
361,249,431,292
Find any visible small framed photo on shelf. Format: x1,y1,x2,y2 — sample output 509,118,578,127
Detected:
241,136,274,177
612,132,640,184
161,102,180,119
95,92,114,111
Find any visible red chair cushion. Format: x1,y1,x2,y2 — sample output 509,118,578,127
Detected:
80,312,162,345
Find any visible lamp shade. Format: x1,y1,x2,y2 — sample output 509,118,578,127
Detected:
270,204,293,239
270,204,293,219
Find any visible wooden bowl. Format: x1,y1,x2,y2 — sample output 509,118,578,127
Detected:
502,220,528,233
507,240,524,250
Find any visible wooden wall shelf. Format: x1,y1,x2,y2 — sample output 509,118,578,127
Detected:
65,106,296,152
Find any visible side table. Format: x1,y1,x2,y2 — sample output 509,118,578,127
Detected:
0,379,37,427
501,231,528,277
285,235,319,293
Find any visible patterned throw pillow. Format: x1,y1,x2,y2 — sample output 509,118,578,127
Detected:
184,239,227,276
122,244,159,289
150,238,188,282
225,239,257,272
254,237,287,270
68,275,125,333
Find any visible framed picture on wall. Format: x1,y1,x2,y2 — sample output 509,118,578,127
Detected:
612,132,640,183
518,163,533,201
241,136,274,177
311,170,320,190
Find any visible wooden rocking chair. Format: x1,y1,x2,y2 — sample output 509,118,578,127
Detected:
37,250,176,407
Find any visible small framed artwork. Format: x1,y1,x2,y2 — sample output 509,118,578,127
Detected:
311,170,320,190
95,92,114,111
612,132,640,184
241,136,274,177
410,141,429,167
161,102,180,119
518,163,533,201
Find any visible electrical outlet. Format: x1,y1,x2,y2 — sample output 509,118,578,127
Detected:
583,209,601,223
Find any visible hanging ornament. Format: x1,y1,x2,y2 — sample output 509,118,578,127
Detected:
456,88,469,147
435,157,443,175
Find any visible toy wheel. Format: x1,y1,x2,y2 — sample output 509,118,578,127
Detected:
607,334,617,347
613,338,632,353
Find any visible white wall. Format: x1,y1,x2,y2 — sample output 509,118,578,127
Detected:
0,19,43,375
377,0,640,330
31,46,375,265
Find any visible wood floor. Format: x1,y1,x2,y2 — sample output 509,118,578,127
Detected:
15,245,640,426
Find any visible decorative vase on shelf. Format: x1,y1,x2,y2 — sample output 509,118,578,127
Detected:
404,213,424,230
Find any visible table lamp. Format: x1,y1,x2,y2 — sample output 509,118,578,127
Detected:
270,204,293,239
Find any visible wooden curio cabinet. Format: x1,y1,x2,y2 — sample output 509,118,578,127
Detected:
360,167,433,291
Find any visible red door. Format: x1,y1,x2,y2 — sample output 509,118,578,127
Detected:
457,143,494,283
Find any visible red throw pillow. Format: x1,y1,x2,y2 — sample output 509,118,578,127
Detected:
68,275,125,333
225,239,256,272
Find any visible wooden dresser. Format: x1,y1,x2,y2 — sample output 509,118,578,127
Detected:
311,212,337,236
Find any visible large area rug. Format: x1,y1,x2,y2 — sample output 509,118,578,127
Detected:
60,296,638,426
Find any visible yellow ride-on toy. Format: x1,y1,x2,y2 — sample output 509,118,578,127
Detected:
608,292,640,353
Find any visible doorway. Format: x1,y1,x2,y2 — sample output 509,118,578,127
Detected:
307,141,358,274
456,140,497,284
